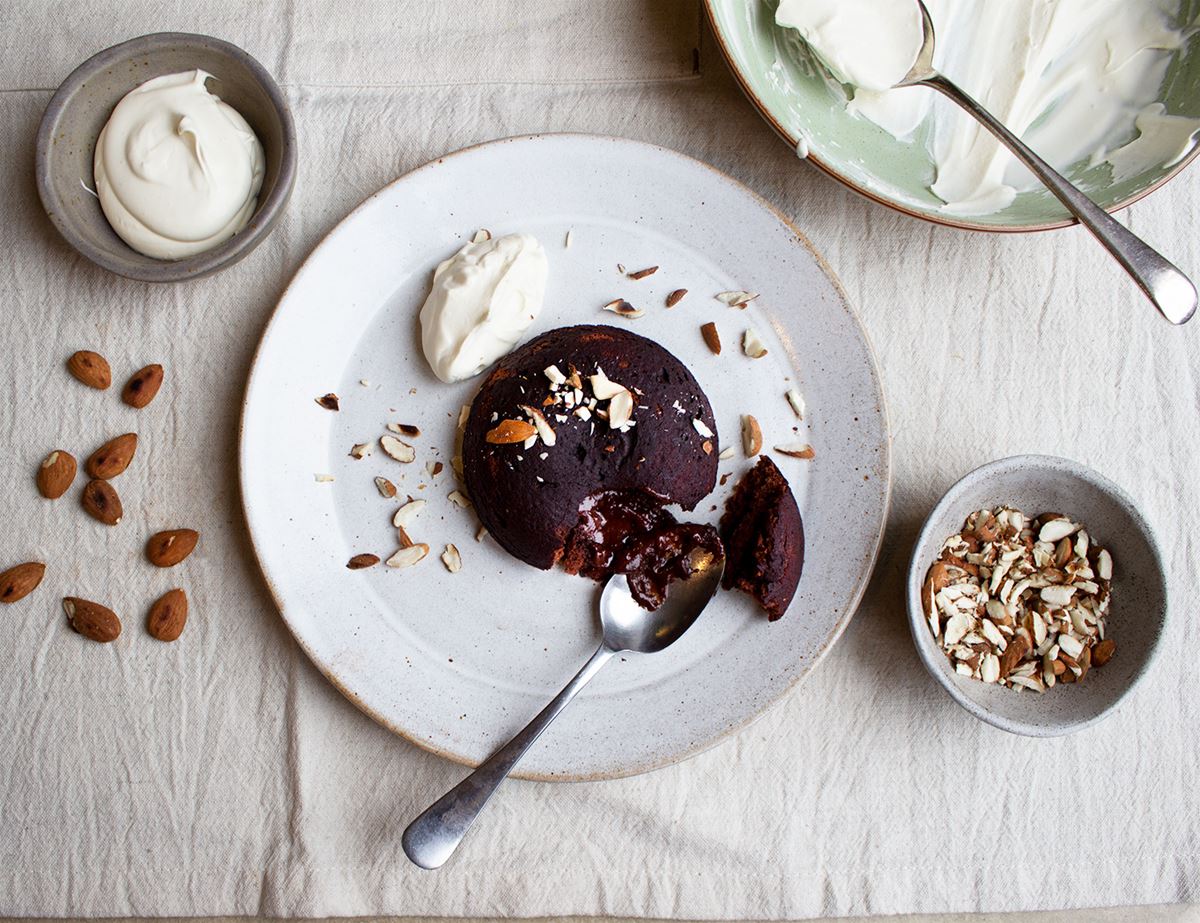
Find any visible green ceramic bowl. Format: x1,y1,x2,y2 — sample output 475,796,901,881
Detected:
705,0,1200,232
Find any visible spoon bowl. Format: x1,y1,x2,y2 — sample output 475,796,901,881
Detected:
600,564,724,654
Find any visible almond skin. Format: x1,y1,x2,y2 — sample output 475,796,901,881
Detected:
81,479,123,525
85,433,137,479
146,529,199,567
700,322,721,355
485,419,537,444
63,597,121,643
146,588,187,641
67,350,111,389
36,450,77,499
347,553,380,569
122,364,163,408
0,562,45,603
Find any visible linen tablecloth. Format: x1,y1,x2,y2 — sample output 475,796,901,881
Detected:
1,1,1198,917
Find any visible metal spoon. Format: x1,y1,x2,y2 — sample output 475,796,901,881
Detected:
895,0,1196,325
401,559,725,869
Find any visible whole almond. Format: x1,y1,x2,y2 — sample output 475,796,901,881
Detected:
347,553,380,569
63,597,121,643
86,433,137,479
67,350,111,389
122,364,164,408
81,479,122,525
0,562,46,603
146,529,199,567
36,450,77,499
146,588,188,641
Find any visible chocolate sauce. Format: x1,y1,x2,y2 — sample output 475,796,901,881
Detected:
615,522,724,611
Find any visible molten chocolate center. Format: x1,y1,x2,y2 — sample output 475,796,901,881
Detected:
562,490,724,610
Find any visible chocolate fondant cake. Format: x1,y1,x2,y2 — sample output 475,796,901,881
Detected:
462,325,720,584
720,456,804,620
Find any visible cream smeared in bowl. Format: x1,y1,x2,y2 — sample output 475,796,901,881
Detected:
418,233,549,383
776,0,1200,217
94,69,265,260
774,0,924,93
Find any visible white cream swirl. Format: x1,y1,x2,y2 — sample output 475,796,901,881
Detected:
94,70,265,260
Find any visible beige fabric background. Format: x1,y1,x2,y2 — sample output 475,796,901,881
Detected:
0,1,1197,919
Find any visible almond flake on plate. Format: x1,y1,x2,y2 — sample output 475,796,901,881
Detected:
441,543,462,573
785,388,806,419
449,489,472,509
471,228,491,243
314,473,335,483
386,543,429,569
380,434,416,463
718,445,735,460
374,476,398,498
774,443,814,459
741,415,762,456
716,290,758,308
349,442,373,459
742,329,768,359
602,299,644,319
392,499,427,527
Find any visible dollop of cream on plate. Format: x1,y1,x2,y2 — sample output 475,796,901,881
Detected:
419,233,549,383
94,69,265,260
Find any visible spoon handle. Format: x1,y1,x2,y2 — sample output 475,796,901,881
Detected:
402,642,615,869
922,72,1197,326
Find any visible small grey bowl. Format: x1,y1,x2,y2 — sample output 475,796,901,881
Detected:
35,32,296,283
906,455,1168,737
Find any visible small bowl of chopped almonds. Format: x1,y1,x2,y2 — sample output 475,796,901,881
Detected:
906,455,1168,737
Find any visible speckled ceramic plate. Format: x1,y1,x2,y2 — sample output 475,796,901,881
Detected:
704,0,1200,231
239,134,890,781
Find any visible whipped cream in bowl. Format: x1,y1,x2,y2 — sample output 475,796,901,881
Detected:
95,69,265,260
706,0,1200,230
35,33,296,281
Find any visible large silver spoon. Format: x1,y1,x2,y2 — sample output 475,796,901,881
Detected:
401,559,725,870
895,0,1196,325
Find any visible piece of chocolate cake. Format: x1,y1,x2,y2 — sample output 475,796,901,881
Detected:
462,324,720,581
720,456,804,620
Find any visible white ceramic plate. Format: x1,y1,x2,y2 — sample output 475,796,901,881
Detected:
240,134,890,781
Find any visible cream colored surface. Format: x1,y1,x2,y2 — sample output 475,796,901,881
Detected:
0,0,1198,919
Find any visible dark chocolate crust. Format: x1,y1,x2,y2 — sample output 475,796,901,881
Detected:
719,456,804,620
463,324,719,570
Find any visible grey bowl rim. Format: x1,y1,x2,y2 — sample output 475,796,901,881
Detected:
904,453,1170,737
34,31,297,283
